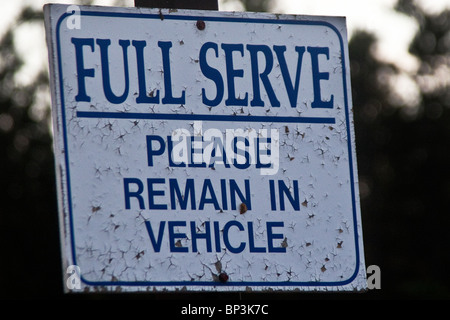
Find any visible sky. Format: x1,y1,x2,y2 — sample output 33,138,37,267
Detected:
1,0,450,87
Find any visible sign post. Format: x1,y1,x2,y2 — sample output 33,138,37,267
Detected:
135,0,219,10
45,3,366,292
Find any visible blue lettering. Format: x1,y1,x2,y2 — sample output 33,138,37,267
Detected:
223,220,245,254
199,42,224,107
189,136,207,168
269,179,300,211
221,43,248,106
167,136,186,167
256,137,271,169
146,135,165,167
191,221,212,252
220,179,228,211
168,221,188,253
246,44,280,107
123,177,251,212
143,220,286,254
199,179,220,210
269,180,277,211
229,179,251,210
274,45,306,108
123,177,145,209
213,221,221,253
307,46,334,108
133,40,160,104
158,41,186,105
71,39,335,111
96,39,130,104
208,137,230,169
169,178,196,210
71,37,95,102
232,136,250,170
147,178,167,210
248,222,266,253
279,180,300,211
267,221,286,253
145,221,165,252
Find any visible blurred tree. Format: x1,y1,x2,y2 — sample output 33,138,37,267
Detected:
348,30,398,296
0,7,61,298
351,0,450,298
390,0,450,297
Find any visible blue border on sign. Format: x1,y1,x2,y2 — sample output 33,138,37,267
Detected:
55,8,361,288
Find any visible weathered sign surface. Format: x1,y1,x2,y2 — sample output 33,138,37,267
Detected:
44,3,366,292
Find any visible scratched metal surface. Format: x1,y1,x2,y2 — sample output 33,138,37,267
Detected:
45,4,366,292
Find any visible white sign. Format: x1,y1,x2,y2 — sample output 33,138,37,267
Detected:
44,4,366,292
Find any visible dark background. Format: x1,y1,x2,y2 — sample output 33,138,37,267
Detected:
1,0,450,301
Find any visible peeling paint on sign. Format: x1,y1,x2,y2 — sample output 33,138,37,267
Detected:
44,4,366,292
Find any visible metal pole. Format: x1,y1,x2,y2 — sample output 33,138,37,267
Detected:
134,0,218,10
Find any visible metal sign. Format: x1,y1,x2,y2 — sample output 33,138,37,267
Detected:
44,4,366,292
